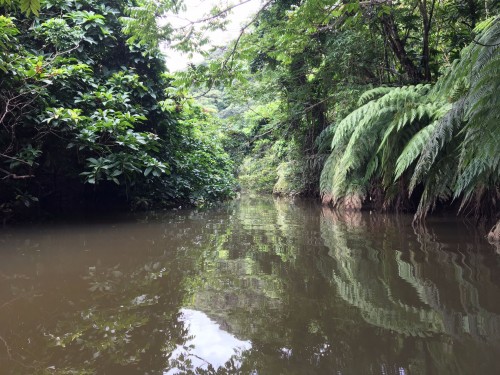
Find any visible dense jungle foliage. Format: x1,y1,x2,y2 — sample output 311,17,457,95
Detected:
1,0,499,229
178,0,499,227
0,0,235,220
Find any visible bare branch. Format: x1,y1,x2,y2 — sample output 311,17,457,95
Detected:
222,0,274,72
0,167,35,180
173,0,256,31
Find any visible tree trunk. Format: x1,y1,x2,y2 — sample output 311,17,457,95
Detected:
417,0,436,82
421,25,431,81
380,14,423,83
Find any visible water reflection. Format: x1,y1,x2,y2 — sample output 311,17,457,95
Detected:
319,209,500,374
320,209,500,341
0,197,499,374
167,309,251,374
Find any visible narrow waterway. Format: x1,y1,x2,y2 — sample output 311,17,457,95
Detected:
1,196,499,374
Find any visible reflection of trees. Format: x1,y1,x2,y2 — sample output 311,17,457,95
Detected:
45,259,186,373
191,258,282,335
184,197,359,374
182,199,500,374
320,209,500,339
322,209,447,337
1,200,500,374
0,216,215,374
319,208,500,373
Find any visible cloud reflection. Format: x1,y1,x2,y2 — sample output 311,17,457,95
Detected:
166,308,252,374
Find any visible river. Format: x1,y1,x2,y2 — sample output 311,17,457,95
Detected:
1,196,499,374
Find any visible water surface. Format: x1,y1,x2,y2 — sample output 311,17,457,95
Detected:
1,197,499,374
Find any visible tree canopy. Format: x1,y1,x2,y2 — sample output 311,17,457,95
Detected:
1,0,499,225
185,0,499,224
0,0,236,219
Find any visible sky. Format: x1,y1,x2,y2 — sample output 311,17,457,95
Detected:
165,309,252,373
160,0,263,71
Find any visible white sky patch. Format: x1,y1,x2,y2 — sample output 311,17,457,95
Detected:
160,0,263,71
165,308,252,374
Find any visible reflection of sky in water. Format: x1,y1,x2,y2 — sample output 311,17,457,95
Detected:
165,309,252,374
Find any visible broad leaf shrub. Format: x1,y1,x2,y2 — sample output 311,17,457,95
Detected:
0,1,235,218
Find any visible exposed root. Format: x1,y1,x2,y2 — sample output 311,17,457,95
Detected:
321,193,333,205
342,194,363,211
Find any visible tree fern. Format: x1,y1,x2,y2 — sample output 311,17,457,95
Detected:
320,16,499,220
320,85,437,208
409,18,499,219
448,17,499,215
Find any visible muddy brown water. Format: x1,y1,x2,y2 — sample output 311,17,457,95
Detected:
1,196,499,374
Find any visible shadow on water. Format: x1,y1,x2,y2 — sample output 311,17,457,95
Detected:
0,196,499,374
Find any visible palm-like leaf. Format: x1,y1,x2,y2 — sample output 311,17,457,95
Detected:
320,16,499,220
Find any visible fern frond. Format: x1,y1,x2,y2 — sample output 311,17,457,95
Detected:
364,155,379,181
414,158,456,219
395,121,438,180
320,150,341,202
410,100,463,193
330,98,382,149
357,86,393,106
473,17,497,33
455,159,489,199
315,123,336,153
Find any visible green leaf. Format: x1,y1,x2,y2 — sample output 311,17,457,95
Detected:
19,0,40,15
